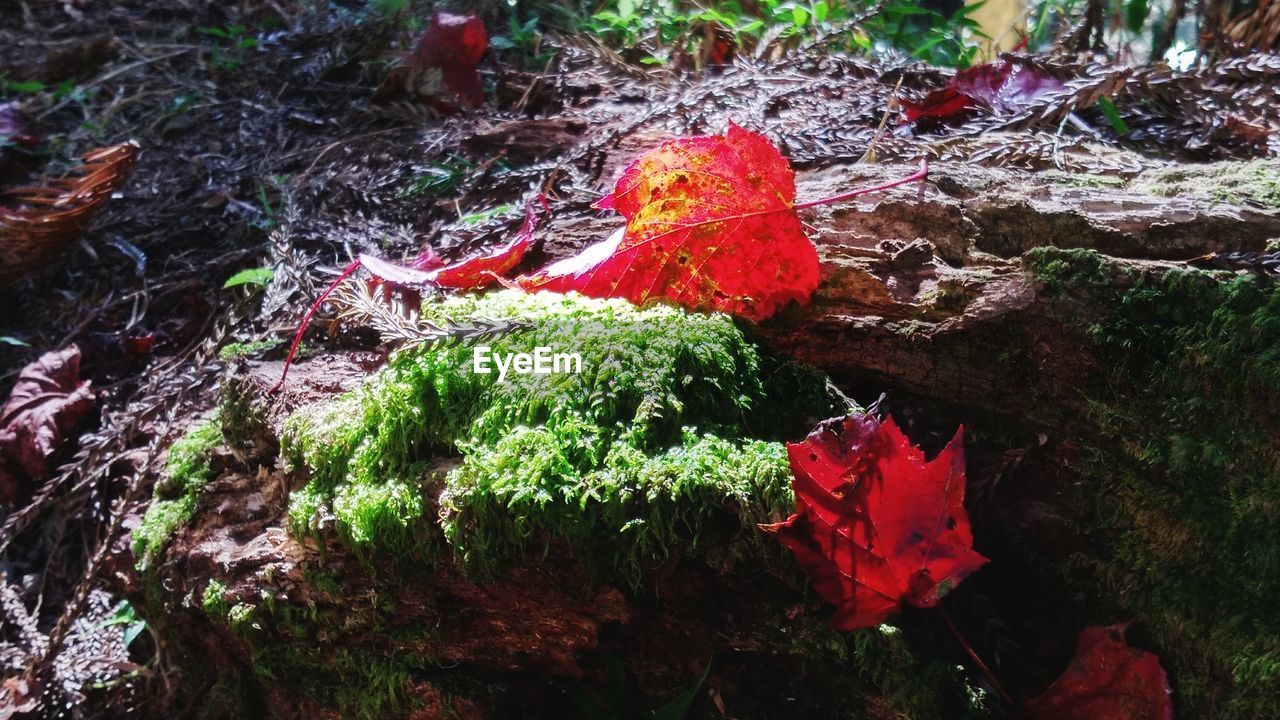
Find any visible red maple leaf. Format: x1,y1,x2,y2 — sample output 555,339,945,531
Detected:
514,123,819,321
515,124,926,322
902,60,1064,128
415,11,487,109
1020,624,1173,720
763,413,988,630
0,345,95,507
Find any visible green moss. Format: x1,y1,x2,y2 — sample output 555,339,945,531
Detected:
218,377,271,451
282,291,843,566
252,646,434,720
228,603,258,635
202,580,229,621
1028,248,1280,718
443,426,794,582
134,417,224,571
1129,159,1280,209
217,339,277,360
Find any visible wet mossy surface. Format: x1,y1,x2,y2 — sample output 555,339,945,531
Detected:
1026,248,1280,718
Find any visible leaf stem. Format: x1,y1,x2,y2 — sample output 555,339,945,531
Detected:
270,259,363,394
792,158,929,210
937,602,1015,707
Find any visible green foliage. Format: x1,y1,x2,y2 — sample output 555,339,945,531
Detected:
443,427,794,582
522,0,985,68
134,417,224,570
198,25,260,71
397,156,473,199
222,267,275,289
1128,160,1280,210
97,600,149,651
1027,248,1280,719
217,339,277,360
227,603,259,635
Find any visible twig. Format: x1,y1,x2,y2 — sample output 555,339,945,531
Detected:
938,603,1014,706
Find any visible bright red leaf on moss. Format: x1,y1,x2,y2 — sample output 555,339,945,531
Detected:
1020,625,1173,720
762,413,987,630
903,60,1064,128
515,123,820,322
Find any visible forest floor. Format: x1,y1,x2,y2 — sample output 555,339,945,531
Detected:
1,1,1278,718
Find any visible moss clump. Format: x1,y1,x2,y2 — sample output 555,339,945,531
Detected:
1027,247,1280,719
442,426,794,582
227,603,258,635
134,417,224,571
217,339,277,360
282,291,843,567
1129,159,1280,209
252,646,435,720
202,580,229,621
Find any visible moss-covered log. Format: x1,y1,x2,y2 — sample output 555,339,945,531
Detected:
126,158,1280,719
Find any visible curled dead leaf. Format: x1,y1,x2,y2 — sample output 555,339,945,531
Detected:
0,345,95,507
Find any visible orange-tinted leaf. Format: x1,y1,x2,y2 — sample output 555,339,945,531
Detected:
1020,625,1173,720
763,413,987,630
515,123,820,322
0,141,139,284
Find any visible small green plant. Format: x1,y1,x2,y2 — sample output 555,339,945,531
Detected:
0,76,46,97
223,267,275,289
491,11,553,66
576,0,986,68
96,600,149,651
198,25,260,71
397,157,473,199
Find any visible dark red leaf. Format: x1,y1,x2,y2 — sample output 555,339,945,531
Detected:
0,345,95,506
1020,624,1173,720
762,413,988,630
902,61,1064,127
413,10,488,109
